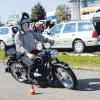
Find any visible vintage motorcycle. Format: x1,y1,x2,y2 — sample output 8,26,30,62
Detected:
5,43,77,89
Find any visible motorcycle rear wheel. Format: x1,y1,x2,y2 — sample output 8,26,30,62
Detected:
10,62,29,83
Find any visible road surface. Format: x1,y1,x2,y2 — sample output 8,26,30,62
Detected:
0,63,100,100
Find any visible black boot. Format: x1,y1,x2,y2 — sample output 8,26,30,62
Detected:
28,67,38,85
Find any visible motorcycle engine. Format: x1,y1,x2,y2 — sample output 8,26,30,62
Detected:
34,56,43,65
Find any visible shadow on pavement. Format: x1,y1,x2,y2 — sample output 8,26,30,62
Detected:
77,78,100,91
86,46,100,53
56,46,100,53
38,80,64,88
35,93,44,95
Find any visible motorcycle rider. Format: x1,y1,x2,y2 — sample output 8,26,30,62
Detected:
34,21,44,34
14,12,54,82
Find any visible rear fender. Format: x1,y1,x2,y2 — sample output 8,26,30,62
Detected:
5,58,17,73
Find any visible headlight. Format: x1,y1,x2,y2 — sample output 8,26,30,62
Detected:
51,50,57,59
34,57,43,65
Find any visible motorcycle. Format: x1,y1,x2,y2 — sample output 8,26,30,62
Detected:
5,44,77,89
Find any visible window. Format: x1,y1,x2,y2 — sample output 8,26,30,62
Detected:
78,22,93,32
49,24,63,34
0,28,9,35
63,23,76,33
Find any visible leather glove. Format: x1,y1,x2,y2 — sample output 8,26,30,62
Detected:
49,39,55,46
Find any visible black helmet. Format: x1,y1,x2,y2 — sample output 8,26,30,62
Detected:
19,12,30,25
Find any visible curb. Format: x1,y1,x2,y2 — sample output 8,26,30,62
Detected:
71,66,100,72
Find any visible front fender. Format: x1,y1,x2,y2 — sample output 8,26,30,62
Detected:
6,60,13,66
53,61,69,69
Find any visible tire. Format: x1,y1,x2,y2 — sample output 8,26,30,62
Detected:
0,41,6,50
10,62,29,83
55,63,77,89
73,40,85,53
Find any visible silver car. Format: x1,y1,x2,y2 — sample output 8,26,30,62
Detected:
0,26,15,50
43,20,100,53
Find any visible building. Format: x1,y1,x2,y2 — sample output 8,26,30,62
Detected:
81,0,100,20
69,0,100,20
46,11,56,22
82,0,100,7
7,14,20,25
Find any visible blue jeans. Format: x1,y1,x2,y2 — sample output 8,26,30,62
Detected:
18,50,40,79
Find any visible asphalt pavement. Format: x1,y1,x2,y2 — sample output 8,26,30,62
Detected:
0,63,100,100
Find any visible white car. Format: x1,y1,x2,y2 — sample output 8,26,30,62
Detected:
0,26,15,50
43,20,100,53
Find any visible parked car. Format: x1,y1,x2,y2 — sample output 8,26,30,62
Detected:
0,26,15,50
43,20,100,53
92,9,100,37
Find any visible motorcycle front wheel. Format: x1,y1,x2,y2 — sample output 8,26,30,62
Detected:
55,63,77,89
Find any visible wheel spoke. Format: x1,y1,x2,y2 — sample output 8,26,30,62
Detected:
11,63,27,82
56,68,74,88
74,40,85,53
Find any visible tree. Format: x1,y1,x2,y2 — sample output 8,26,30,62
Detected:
55,4,71,23
31,2,46,22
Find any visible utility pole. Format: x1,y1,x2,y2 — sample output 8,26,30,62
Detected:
69,0,81,20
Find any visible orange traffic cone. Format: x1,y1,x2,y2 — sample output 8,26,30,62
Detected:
29,85,36,96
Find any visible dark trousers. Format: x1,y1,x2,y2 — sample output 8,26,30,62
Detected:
19,50,40,77
20,50,40,67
